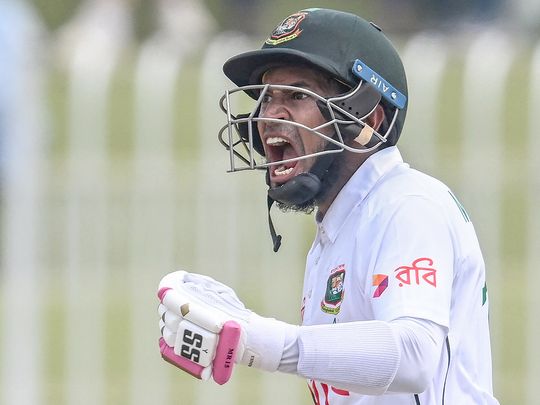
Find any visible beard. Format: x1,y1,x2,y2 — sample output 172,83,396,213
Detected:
274,154,344,215
275,198,316,214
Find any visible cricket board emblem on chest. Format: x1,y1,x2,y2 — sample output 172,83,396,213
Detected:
320,265,346,315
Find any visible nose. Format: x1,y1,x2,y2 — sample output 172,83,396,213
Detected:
258,102,289,139
259,98,289,120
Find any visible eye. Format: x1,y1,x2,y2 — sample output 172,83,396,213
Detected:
292,91,308,101
261,94,272,103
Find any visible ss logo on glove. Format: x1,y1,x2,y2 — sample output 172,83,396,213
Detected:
181,330,204,362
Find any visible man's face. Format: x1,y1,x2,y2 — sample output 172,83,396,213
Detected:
257,66,333,188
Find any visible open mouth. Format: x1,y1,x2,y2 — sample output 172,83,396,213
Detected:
265,136,301,182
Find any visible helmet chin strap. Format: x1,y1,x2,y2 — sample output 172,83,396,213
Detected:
266,196,282,252
266,144,339,252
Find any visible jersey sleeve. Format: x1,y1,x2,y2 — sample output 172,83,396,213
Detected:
368,196,454,327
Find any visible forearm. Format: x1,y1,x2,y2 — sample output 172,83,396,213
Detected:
278,318,445,395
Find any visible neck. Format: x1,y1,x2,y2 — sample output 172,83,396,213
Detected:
315,148,376,220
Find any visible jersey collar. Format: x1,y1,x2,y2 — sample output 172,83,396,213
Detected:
316,146,404,244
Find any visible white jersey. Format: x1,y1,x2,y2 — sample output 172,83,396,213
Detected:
301,146,497,405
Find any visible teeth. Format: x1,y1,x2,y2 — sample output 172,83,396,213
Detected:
266,137,289,146
274,166,294,176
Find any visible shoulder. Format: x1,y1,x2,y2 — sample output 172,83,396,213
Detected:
361,165,476,254
367,164,452,214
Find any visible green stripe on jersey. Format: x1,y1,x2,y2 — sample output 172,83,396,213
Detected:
448,190,470,223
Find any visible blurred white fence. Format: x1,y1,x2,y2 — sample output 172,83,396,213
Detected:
1,18,538,405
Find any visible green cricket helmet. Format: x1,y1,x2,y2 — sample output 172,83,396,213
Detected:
218,8,408,251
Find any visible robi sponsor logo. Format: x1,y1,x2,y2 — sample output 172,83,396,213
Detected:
395,257,437,288
372,257,438,298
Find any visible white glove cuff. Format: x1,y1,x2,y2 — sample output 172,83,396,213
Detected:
240,314,298,373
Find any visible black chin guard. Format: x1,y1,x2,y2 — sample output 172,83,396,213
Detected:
267,172,322,206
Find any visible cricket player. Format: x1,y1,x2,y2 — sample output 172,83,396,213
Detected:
157,8,499,404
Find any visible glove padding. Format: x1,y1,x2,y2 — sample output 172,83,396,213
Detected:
157,271,292,384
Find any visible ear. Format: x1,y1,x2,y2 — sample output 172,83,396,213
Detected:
366,104,385,132
348,104,385,148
